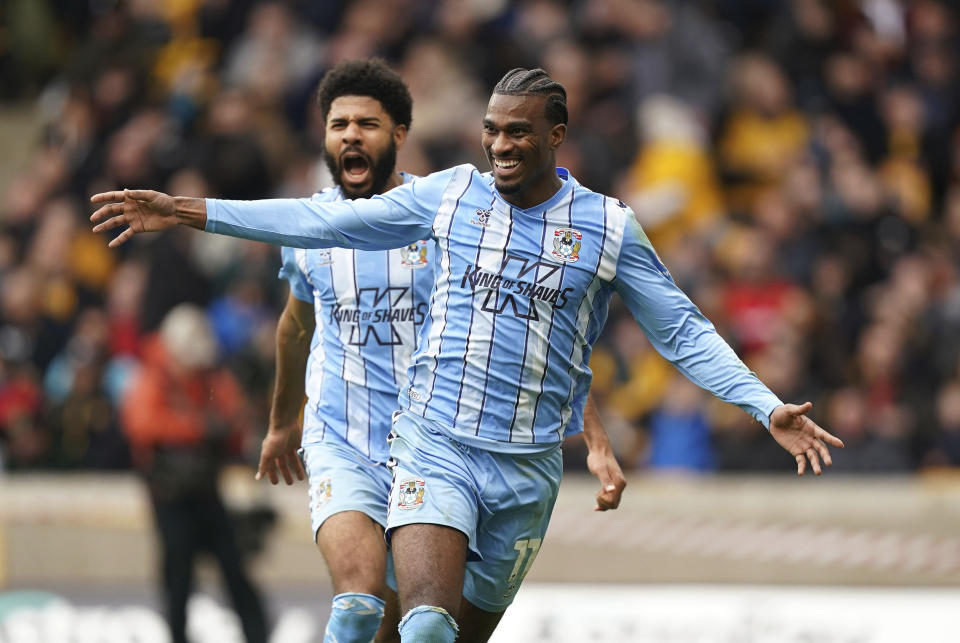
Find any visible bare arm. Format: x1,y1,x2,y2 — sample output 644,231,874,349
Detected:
271,292,315,432
583,393,627,511
256,292,315,485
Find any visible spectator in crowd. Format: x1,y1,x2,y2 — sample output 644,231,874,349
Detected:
122,304,268,643
3,0,960,476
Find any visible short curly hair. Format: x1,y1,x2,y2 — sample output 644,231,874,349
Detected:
316,58,412,129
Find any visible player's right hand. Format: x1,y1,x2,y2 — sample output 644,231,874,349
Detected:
256,425,306,485
587,446,627,511
90,189,178,247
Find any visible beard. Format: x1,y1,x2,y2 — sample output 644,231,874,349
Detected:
324,140,398,200
493,178,522,194
487,152,537,195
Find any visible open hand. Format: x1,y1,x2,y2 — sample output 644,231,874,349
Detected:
256,425,306,485
769,402,844,475
90,189,179,247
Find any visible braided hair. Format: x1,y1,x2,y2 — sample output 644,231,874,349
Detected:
493,68,568,125
317,58,412,129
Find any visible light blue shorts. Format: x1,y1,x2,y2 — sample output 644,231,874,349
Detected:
385,411,562,612
302,408,397,590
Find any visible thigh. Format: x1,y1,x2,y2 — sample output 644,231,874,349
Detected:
316,510,389,596
303,441,396,593
463,449,562,613
385,414,480,617
391,523,467,618
384,414,481,557
303,441,393,538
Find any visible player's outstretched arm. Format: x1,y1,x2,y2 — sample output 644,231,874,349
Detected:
94,168,459,250
90,189,207,247
613,208,845,476
583,394,627,511
768,402,844,475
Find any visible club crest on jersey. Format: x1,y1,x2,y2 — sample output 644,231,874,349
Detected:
401,241,428,269
312,476,332,509
397,477,425,510
471,208,492,227
551,227,582,263
314,249,333,266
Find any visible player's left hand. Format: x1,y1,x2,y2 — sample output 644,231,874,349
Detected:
586,446,627,511
769,402,844,475
256,425,306,485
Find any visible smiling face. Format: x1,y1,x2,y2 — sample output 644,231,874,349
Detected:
324,95,406,199
482,92,566,209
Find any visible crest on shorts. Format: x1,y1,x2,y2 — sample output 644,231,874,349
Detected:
551,227,582,263
397,477,426,510
313,476,332,509
401,241,429,269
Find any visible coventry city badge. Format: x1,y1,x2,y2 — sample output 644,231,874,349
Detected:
551,227,582,263
400,241,429,269
397,477,426,510
312,476,332,510
314,249,333,266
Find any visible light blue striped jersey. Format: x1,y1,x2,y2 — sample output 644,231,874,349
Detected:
209,164,783,455
277,176,435,462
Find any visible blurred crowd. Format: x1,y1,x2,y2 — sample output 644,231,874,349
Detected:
2,0,960,475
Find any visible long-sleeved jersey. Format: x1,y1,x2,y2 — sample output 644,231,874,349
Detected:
278,175,434,462
210,165,782,455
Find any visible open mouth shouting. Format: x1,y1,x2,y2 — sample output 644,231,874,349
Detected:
340,150,372,188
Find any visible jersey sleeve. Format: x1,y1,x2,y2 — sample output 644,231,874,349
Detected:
205,168,457,249
278,247,312,303
613,211,783,428
564,391,587,437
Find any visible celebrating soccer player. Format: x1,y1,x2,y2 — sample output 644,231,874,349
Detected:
91,67,839,643
257,58,422,643
244,59,619,642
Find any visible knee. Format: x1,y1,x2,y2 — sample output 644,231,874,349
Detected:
397,606,458,643
325,593,386,642
331,562,386,596
319,543,387,595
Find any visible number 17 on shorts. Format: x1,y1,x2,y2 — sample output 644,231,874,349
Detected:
504,537,542,597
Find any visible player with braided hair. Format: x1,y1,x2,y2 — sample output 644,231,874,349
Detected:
92,67,840,642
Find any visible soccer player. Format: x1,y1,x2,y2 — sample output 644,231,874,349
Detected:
256,58,420,643
91,67,842,643
228,59,622,642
